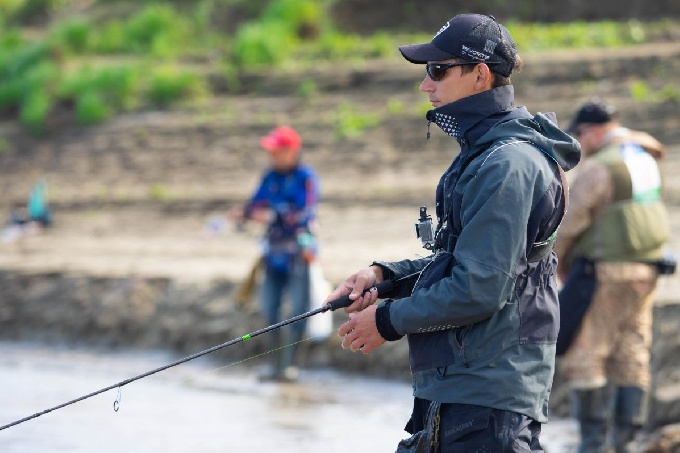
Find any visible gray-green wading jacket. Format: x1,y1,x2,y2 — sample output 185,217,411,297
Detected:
374,86,581,423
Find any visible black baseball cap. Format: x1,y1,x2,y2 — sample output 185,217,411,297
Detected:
399,14,518,77
566,99,617,134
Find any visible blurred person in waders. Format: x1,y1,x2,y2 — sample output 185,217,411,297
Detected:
555,99,673,453
3,179,53,243
8,179,52,228
229,126,320,383
325,13,581,452
27,179,52,227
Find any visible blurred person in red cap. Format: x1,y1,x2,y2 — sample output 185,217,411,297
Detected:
229,125,320,382
556,98,672,452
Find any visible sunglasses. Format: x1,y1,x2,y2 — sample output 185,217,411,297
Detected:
425,62,480,81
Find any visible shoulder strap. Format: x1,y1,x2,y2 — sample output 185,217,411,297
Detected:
528,153,569,262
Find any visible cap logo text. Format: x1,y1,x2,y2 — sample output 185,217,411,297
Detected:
434,21,450,38
461,45,490,61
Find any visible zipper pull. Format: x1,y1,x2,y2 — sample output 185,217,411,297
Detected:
427,120,431,140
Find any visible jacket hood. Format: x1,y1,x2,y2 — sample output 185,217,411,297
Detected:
476,110,581,172
426,86,581,173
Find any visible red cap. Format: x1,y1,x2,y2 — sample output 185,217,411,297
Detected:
260,126,302,153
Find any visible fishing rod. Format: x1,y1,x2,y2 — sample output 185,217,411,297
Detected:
0,275,411,432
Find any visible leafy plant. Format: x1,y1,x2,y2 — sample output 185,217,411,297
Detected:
231,21,298,67
367,32,397,58
51,19,92,54
386,99,405,115
149,183,169,201
146,65,205,107
75,90,110,125
659,84,680,103
315,32,364,61
630,80,653,101
231,0,333,68
0,0,27,21
334,102,380,138
506,20,647,51
417,100,433,117
1,41,51,80
87,4,196,57
20,88,51,135
630,80,680,103
92,20,127,54
58,65,139,111
0,43,59,132
0,1,674,137
3,0,74,25
262,0,329,39
296,79,317,98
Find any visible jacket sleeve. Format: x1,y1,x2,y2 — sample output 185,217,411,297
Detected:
244,171,273,216
300,167,320,226
386,144,553,334
372,256,432,280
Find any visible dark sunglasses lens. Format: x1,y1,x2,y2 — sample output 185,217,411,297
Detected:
427,64,446,81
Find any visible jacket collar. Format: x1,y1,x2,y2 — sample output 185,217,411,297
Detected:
425,85,519,148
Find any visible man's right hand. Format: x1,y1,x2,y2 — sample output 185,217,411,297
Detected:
325,265,384,313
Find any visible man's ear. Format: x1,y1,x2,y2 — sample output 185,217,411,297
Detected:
474,63,494,90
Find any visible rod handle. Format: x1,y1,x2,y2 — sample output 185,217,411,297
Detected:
325,280,395,311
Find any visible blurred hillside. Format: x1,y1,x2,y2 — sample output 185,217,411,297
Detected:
331,0,680,32
5,0,680,32
0,38,678,288
0,0,678,277
2,0,680,138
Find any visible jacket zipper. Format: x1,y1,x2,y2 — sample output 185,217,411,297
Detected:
455,325,471,368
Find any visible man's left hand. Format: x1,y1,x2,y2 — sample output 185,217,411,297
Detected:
338,305,385,354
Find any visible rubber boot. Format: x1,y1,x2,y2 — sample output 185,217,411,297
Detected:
612,386,648,453
280,327,305,382
259,330,284,382
570,386,611,453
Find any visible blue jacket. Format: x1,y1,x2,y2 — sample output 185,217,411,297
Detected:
246,164,320,272
374,86,580,423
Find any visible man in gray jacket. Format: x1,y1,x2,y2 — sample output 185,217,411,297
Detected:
327,13,581,452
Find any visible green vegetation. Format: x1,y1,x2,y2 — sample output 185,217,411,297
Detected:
148,182,169,201
506,20,647,51
0,2,214,135
630,80,680,103
333,102,381,139
0,0,676,136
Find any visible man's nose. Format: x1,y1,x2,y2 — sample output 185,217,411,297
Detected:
419,76,434,92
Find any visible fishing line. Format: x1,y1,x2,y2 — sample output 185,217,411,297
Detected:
0,276,402,432
177,337,313,385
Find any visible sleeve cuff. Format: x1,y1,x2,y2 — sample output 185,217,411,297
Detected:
370,261,396,281
376,300,404,342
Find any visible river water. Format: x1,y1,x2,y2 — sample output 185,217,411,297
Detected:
0,341,578,452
